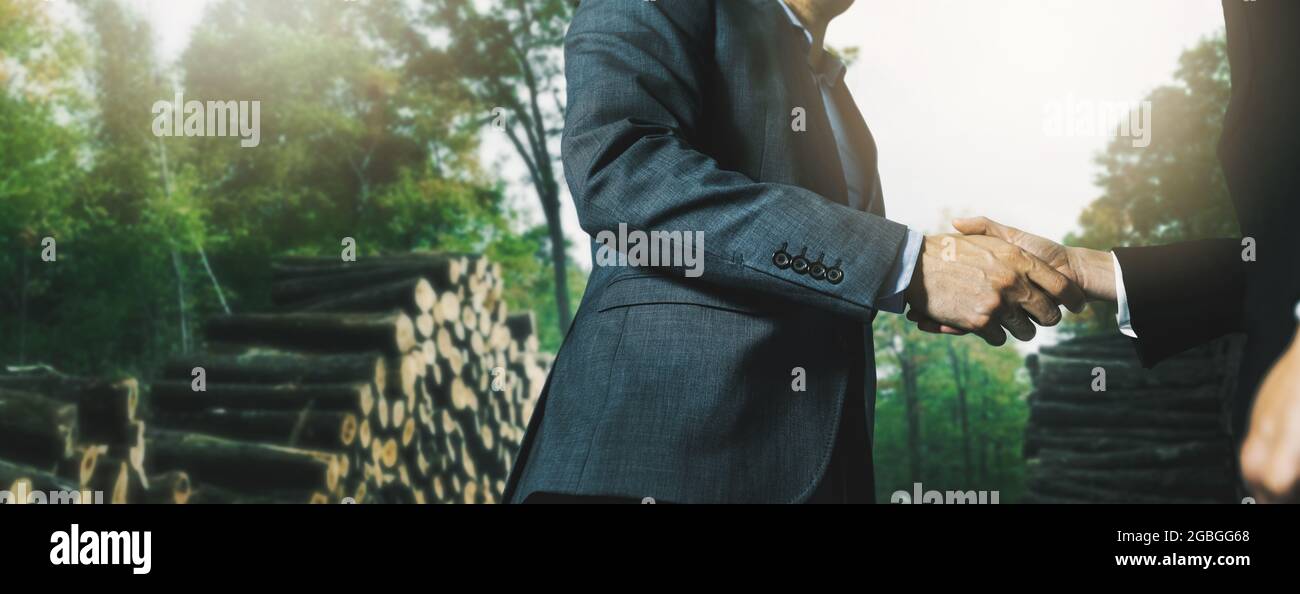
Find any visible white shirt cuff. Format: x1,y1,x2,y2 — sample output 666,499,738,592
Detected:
876,229,923,314
1113,251,1137,338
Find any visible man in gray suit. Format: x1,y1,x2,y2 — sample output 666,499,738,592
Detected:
504,0,1081,503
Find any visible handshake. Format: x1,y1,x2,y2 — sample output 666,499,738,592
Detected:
912,217,1300,503
904,217,1117,345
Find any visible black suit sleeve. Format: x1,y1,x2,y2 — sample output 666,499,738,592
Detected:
1113,239,1246,367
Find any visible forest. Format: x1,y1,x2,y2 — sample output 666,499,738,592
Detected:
0,0,1234,503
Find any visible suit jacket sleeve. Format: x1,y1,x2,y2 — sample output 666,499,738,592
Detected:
562,0,910,320
1112,239,1246,367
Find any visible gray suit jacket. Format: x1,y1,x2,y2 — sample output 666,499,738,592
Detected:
505,0,910,503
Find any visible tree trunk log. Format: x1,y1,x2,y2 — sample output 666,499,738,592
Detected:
205,312,416,356
0,388,77,467
148,430,340,493
130,471,192,504
1037,442,1231,470
289,277,435,315
272,258,463,304
150,380,372,413
0,374,136,443
154,410,358,450
0,458,78,497
1029,401,1221,432
163,352,385,391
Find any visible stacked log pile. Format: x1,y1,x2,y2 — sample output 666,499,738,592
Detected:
0,368,190,504
1023,334,1242,504
151,253,549,503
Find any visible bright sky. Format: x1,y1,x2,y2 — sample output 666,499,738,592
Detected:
836,0,1225,348
840,0,1225,241
136,0,1227,348
121,0,206,58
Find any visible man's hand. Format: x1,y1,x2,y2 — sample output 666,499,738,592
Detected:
952,217,1118,303
905,234,1085,346
1240,327,1300,503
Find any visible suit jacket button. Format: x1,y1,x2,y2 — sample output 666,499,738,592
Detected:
790,247,810,274
773,243,792,269
773,251,792,269
809,253,827,280
826,267,844,284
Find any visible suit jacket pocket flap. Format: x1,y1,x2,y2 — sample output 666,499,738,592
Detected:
596,273,772,315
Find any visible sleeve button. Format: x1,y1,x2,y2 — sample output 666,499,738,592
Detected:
772,243,792,269
809,253,827,280
791,247,810,275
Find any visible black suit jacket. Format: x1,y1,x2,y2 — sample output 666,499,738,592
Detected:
1113,0,1300,437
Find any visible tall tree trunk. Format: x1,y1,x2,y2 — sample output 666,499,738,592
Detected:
197,247,231,315
946,342,972,484
18,253,29,363
540,186,572,332
903,358,922,485
156,133,191,352
993,439,1005,484
171,249,190,353
979,441,988,483
894,333,922,486
977,387,989,483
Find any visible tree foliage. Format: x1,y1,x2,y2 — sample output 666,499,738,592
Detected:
873,315,1031,502
0,0,581,378
369,0,578,333
1065,33,1234,334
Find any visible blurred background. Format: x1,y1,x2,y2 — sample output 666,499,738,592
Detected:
1,0,1236,502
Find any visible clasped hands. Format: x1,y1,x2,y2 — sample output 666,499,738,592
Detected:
903,217,1109,346
908,217,1300,502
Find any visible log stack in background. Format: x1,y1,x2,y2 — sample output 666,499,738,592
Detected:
0,368,190,504
1022,334,1243,504
150,253,549,503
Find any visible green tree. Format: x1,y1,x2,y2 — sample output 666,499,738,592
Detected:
1065,33,1235,335
873,314,1031,502
2,0,579,374
0,0,88,364
372,0,578,335
2,0,193,373
176,0,498,305
178,0,579,350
